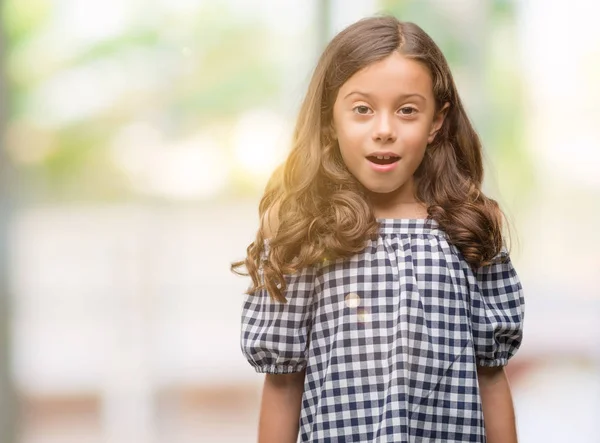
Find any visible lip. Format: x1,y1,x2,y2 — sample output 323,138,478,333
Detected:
367,158,399,172
366,153,400,173
367,151,400,158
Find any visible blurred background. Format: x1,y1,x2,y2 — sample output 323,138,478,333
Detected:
0,0,598,442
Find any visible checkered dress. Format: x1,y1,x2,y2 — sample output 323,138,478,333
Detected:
241,218,524,442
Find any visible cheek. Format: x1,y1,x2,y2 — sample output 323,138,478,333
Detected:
336,119,368,144
402,132,428,164
334,123,366,160
337,138,357,169
335,137,364,175
399,121,431,145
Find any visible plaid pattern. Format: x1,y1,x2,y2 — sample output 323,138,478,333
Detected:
241,219,524,442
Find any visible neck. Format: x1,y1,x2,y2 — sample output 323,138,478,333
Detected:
371,201,428,219
366,179,428,219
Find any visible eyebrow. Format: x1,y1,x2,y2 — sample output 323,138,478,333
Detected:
344,91,426,101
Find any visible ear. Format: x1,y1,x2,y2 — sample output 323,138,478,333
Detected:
427,102,450,144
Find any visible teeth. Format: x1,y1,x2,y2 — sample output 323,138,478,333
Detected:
375,155,392,159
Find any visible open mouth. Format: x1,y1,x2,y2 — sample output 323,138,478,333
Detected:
367,155,400,165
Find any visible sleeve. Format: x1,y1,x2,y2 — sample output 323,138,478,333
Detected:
470,249,525,367
240,241,318,374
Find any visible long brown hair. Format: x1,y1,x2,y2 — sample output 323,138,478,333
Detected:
232,16,506,302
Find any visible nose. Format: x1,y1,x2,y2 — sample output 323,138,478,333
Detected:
372,113,396,143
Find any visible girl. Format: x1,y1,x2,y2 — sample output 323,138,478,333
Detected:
232,16,524,443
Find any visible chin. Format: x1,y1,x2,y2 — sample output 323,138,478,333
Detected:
363,183,403,195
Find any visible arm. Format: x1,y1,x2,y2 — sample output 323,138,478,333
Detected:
258,370,305,443
477,366,518,443
254,200,308,442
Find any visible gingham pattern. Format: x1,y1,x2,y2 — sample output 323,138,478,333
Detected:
241,218,524,442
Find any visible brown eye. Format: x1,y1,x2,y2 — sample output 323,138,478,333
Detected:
353,105,372,115
399,107,417,115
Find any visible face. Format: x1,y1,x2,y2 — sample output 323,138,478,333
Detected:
332,51,448,206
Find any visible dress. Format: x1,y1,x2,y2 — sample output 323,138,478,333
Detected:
240,218,525,442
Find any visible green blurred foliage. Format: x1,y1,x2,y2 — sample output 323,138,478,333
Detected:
2,0,51,41
2,1,283,201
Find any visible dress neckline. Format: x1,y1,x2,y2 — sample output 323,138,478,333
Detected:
375,217,444,236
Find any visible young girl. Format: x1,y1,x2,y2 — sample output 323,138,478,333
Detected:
232,16,524,443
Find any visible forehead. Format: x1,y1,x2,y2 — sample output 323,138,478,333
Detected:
338,51,434,100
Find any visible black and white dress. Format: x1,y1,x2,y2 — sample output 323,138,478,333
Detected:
241,218,525,442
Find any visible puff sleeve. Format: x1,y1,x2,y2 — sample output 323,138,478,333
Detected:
470,249,525,367
240,241,318,374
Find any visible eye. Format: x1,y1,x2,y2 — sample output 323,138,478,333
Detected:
353,105,372,115
398,107,417,116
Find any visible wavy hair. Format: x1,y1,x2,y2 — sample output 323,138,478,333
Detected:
232,16,507,302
